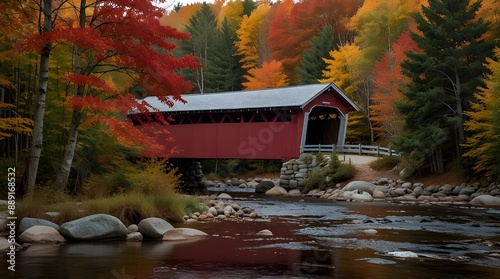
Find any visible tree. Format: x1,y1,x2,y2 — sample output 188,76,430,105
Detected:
20,0,59,196
267,0,363,82
242,60,289,90
370,30,418,142
395,0,494,174
297,25,334,85
235,3,271,70
182,3,219,93
210,18,244,92
463,48,500,182
19,0,198,191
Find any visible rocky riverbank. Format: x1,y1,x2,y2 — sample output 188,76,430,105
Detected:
0,193,260,253
203,175,500,206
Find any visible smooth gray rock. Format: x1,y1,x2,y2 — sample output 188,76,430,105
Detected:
256,229,273,236
256,180,275,194
342,181,376,195
59,214,128,241
349,191,373,202
265,186,288,196
162,228,208,241
126,232,143,242
470,195,500,206
138,217,174,239
217,193,233,200
19,225,66,243
19,218,59,235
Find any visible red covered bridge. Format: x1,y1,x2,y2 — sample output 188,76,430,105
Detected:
133,83,360,161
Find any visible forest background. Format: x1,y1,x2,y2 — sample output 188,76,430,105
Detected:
0,0,499,199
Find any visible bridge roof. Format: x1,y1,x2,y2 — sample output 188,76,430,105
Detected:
139,83,360,114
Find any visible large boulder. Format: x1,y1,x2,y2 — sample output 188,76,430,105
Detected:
265,186,288,196
255,180,275,194
470,195,500,206
349,191,374,202
59,214,128,241
138,217,174,239
162,228,208,241
19,218,59,235
342,181,376,195
19,225,66,243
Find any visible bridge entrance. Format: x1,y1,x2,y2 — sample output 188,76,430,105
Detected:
303,106,345,147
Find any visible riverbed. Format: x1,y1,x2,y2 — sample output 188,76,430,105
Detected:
2,194,500,279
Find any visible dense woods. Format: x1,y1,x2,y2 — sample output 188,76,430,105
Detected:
1,0,499,195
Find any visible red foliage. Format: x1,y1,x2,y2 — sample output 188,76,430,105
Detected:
18,0,200,156
371,30,419,139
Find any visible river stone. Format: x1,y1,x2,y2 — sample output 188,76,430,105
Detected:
372,189,386,199
126,232,143,242
19,225,66,243
470,195,500,206
128,224,138,232
162,228,208,241
459,187,477,196
342,181,376,195
19,218,60,234
223,205,235,214
217,193,233,200
413,186,424,197
59,214,128,241
138,217,174,239
288,189,302,196
349,191,373,202
338,190,355,201
256,180,275,194
256,229,273,236
265,186,288,196
208,207,218,216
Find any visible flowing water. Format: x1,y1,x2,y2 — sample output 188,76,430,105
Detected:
2,193,500,279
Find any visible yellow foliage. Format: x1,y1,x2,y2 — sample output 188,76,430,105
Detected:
235,3,270,69
0,103,34,140
463,48,500,180
320,43,362,99
218,0,244,29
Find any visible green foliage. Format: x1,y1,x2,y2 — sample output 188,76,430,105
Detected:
345,111,372,144
202,159,282,177
396,0,494,173
369,156,402,170
297,25,335,84
304,153,356,192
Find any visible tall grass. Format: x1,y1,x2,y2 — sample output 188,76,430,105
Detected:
17,159,206,226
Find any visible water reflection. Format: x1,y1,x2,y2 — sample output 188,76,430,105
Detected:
1,199,499,279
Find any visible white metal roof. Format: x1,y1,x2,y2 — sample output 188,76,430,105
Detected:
136,83,360,114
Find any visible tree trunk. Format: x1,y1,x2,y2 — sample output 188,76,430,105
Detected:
54,110,82,190
23,0,53,196
54,0,86,191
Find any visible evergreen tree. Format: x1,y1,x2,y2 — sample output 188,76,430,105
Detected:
182,3,219,93
395,0,494,174
210,18,244,92
242,0,257,16
297,25,334,84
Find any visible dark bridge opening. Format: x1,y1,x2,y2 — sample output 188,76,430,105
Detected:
305,106,341,145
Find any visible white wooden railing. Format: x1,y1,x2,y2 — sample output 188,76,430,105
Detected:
301,144,401,157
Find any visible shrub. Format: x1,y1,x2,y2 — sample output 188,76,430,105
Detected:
303,153,356,192
369,156,402,170
130,159,180,195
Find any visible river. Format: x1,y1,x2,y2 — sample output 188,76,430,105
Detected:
1,193,500,279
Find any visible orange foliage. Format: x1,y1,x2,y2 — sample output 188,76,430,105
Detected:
242,60,289,90
370,30,419,140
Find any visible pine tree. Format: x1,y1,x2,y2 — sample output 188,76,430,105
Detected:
182,3,219,93
210,18,244,92
395,0,494,174
297,25,334,85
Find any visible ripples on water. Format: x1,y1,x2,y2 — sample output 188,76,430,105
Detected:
1,195,500,279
